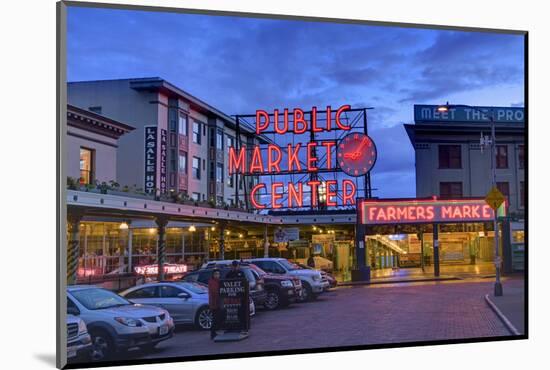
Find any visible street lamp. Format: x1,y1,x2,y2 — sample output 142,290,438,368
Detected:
189,225,196,232
437,102,503,296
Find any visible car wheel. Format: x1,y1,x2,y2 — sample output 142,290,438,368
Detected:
301,283,314,302
264,290,280,310
195,307,213,330
89,330,114,361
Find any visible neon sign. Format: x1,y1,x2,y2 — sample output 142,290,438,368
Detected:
230,105,377,209
134,264,188,275
360,198,506,225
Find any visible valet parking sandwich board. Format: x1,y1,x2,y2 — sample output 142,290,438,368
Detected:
214,278,250,342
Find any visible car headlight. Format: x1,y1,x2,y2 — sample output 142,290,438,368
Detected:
78,320,87,335
312,274,321,281
114,317,142,327
281,280,293,288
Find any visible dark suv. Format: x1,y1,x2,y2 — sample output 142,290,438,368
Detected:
204,261,302,310
181,265,267,308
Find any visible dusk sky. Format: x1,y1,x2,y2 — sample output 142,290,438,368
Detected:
67,6,524,199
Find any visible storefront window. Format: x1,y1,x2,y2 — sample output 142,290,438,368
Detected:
78,223,127,276
79,147,94,185
512,230,524,243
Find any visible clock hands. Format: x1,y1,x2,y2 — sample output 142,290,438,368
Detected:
343,138,369,160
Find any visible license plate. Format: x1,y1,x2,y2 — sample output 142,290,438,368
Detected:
159,325,169,336
67,349,77,358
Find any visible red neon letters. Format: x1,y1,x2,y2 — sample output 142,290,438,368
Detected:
361,200,500,225
255,105,351,135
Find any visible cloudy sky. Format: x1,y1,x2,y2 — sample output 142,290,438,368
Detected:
67,6,524,199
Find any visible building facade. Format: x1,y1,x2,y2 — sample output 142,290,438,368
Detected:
68,77,262,207
404,105,525,215
66,104,134,186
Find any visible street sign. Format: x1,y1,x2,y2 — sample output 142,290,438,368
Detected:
485,187,506,210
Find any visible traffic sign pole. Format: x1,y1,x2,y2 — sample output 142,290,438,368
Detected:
489,118,503,297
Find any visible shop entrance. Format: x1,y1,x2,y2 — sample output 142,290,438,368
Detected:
357,197,506,279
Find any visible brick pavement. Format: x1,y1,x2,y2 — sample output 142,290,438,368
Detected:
130,279,511,361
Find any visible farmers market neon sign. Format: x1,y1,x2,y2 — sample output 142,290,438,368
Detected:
360,198,506,225
229,105,376,209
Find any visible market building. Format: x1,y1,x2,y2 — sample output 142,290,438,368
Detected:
68,77,264,206
64,92,526,286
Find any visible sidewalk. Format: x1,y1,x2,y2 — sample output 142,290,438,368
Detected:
484,278,525,335
338,264,496,286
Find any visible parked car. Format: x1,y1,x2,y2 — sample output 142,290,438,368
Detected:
181,265,267,308
121,281,216,330
66,314,92,363
246,258,329,301
295,262,338,288
67,285,175,361
204,260,302,310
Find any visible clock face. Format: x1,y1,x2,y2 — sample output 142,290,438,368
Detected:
337,133,377,177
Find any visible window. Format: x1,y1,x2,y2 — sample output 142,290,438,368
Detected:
159,285,183,298
67,297,80,315
228,172,234,188
79,147,94,185
439,182,463,199
192,121,201,144
216,131,223,150
192,156,200,179
178,114,188,136
125,286,158,299
518,145,524,169
227,136,234,150
179,152,187,173
210,162,215,180
520,181,525,207
197,271,212,284
438,145,461,169
497,182,510,202
216,163,223,183
192,192,201,201
217,196,223,205
170,149,176,172
496,145,508,169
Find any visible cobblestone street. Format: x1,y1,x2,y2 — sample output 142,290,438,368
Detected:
132,279,516,361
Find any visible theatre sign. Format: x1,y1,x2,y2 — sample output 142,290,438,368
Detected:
360,198,506,225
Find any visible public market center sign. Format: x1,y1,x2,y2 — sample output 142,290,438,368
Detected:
229,105,377,209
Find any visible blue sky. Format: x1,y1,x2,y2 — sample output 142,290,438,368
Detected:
67,6,524,199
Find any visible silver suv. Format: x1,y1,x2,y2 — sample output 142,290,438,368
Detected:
246,258,329,301
67,285,175,361
66,314,92,362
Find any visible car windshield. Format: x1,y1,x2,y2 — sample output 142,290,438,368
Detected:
71,288,131,310
174,282,208,294
278,259,299,271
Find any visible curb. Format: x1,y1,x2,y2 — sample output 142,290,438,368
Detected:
484,294,521,335
339,276,460,286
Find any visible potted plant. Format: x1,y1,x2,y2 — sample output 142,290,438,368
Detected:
67,177,79,190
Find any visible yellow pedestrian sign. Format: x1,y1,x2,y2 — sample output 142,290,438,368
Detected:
485,186,506,210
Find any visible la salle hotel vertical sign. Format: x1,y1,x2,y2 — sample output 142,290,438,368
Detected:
144,126,167,194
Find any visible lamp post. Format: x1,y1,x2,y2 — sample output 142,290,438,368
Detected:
437,102,503,296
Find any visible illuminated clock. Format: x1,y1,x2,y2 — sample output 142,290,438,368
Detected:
337,132,377,177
